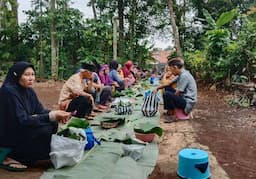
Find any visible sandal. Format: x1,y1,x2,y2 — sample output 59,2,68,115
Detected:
85,116,94,120
0,162,27,172
163,110,174,116
93,108,104,113
163,115,176,123
90,112,97,117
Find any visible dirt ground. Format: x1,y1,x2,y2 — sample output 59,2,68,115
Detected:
0,81,256,179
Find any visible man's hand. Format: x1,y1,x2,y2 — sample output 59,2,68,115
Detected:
152,87,159,94
175,90,180,96
71,89,82,98
86,93,94,103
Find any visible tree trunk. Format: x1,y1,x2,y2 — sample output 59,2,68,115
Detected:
0,0,3,29
91,0,97,20
50,0,58,80
13,0,18,26
167,0,182,57
118,0,124,57
128,0,136,59
112,16,118,61
39,0,44,79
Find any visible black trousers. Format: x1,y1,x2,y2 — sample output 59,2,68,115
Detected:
163,87,186,110
66,96,93,118
99,86,112,105
116,81,125,91
9,121,58,163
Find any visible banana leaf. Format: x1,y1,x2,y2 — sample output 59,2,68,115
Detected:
67,117,89,129
57,128,85,141
41,142,156,179
102,117,125,125
103,157,145,179
134,122,163,137
112,91,125,97
216,9,237,28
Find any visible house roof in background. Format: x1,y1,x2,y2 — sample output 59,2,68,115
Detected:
151,50,172,64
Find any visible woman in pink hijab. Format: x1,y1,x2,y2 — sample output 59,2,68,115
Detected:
122,60,136,88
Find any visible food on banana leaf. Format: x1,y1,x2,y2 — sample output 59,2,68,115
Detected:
67,117,89,129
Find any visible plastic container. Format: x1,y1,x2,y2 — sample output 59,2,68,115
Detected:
135,132,155,143
122,144,145,161
177,148,211,179
150,77,155,84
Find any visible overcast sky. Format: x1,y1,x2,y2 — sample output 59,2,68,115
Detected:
17,0,171,49
18,0,93,22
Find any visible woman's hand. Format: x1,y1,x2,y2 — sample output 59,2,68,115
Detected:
49,110,71,124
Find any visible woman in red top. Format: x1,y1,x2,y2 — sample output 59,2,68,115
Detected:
122,60,136,89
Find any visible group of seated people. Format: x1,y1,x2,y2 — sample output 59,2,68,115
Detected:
0,57,197,172
0,59,139,171
58,60,139,119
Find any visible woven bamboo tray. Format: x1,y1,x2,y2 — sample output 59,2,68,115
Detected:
100,121,119,129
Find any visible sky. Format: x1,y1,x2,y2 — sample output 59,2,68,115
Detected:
17,0,171,49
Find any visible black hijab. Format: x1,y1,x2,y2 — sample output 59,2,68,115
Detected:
2,61,35,87
0,62,36,115
81,63,97,72
109,60,118,70
0,62,50,148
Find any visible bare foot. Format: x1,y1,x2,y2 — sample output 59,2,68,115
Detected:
2,157,27,169
89,112,97,117
163,115,176,123
97,104,108,110
163,110,174,116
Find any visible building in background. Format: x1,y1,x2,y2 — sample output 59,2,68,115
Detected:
150,50,173,75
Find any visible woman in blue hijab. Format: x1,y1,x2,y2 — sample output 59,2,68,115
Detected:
0,61,71,171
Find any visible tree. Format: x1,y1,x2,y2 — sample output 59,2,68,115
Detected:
167,0,182,57
203,9,238,83
50,0,58,79
87,0,167,64
89,0,97,20
117,0,124,57
0,0,21,68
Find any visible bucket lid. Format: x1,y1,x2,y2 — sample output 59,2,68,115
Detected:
179,148,208,160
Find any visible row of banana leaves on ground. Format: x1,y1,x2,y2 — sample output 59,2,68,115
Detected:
58,117,162,142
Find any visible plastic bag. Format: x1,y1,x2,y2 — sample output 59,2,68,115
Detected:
84,127,100,150
50,128,87,169
141,91,160,117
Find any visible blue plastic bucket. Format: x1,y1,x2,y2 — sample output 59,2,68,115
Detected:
177,148,211,179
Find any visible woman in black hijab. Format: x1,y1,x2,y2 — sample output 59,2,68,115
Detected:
109,60,124,91
0,61,71,171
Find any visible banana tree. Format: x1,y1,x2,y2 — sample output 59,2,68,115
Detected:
203,8,238,83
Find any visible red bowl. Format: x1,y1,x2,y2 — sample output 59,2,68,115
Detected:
135,132,155,142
